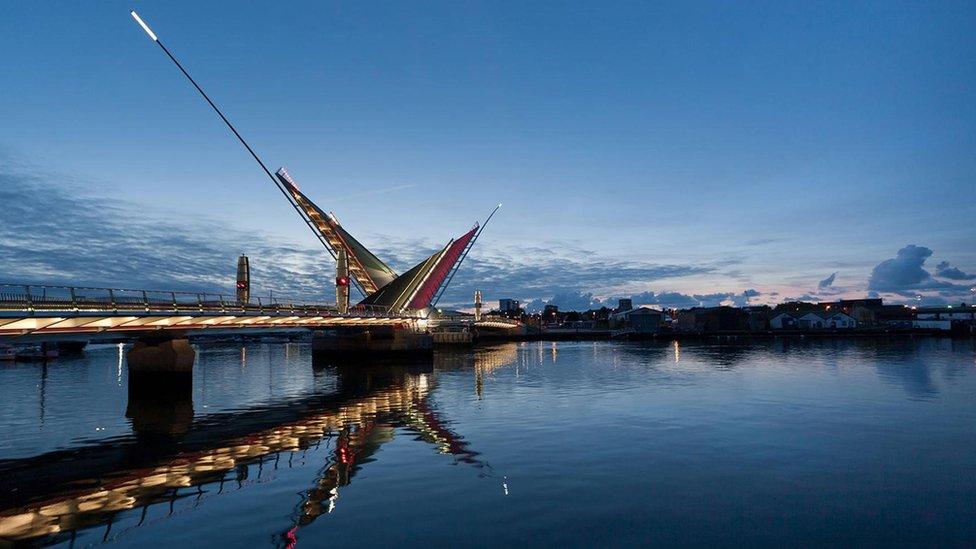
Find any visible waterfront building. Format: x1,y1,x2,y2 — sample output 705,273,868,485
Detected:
914,305,976,334
743,305,772,331
769,312,798,330
876,305,915,328
915,305,975,321
825,311,857,328
797,312,827,329
770,311,856,330
851,305,878,325
499,299,520,313
613,307,664,334
675,306,749,333
818,299,884,325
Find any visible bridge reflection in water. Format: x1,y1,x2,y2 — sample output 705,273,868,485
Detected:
0,344,519,545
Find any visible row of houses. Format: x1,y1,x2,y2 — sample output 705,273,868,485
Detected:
500,297,975,335
768,310,857,330
605,298,882,334
608,301,975,335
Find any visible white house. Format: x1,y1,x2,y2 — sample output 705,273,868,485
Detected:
797,312,826,329
822,311,857,329
769,312,798,329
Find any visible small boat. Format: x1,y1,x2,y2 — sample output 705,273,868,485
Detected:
14,345,59,362
0,346,16,361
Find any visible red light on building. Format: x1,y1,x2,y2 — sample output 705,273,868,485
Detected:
336,276,350,287
236,281,248,290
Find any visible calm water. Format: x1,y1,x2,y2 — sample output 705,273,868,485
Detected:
0,339,974,547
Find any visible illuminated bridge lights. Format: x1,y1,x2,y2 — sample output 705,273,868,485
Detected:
0,380,431,542
0,283,434,337
0,282,522,338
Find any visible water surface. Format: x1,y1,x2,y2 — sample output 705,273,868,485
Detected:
0,338,974,546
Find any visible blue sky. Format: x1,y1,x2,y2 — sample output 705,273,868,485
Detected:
1,1,974,309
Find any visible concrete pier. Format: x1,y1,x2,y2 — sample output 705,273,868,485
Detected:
126,337,195,437
311,326,433,363
127,337,195,378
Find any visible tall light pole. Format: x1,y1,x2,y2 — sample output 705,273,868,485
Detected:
129,11,283,195
130,10,338,298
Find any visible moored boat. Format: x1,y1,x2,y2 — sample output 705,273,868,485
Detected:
0,345,16,361
13,345,59,362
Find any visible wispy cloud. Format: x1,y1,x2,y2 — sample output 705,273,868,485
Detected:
518,288,763,312
818,272,837,289
0,166,334,299
935,261,976,281
12,162,966,311
0,163,722,308
331,183,418,203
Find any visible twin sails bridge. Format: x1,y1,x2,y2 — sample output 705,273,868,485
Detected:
0,170,510,339
1,11,518,342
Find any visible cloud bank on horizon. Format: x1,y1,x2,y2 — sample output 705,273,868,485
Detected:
1,162,973,311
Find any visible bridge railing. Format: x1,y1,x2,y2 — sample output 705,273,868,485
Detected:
0,283,355,317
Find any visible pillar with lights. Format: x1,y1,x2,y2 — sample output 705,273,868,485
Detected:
336,250,350,314
236,254,250,304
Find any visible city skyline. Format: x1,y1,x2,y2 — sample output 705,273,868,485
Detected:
2,1,974,309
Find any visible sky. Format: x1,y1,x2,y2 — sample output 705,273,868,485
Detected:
1,1,974,310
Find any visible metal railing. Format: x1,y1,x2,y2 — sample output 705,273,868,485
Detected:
0,283,399,318
433,313,520,327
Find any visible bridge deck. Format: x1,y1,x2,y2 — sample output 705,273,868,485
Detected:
0,284,420,337
0,284,520,338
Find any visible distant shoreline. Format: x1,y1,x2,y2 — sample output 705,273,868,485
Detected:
481,329,973,342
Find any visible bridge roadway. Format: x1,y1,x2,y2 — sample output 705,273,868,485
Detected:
0,284,519,339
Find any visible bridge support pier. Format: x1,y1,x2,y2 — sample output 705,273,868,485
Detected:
311,327,433,365
126,337,195,437
127,337,195,379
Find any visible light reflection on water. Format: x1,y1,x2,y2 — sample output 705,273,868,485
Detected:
0,338,974,546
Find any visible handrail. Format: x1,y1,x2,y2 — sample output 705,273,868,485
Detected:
0,282,334,308
0,282,428,319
